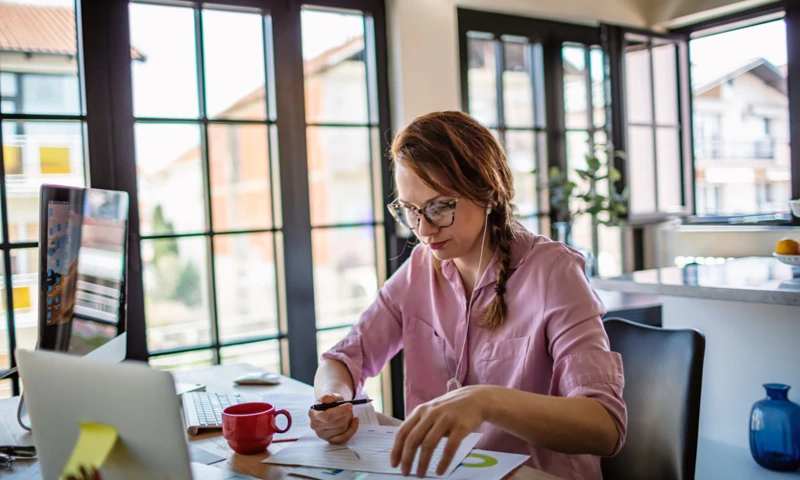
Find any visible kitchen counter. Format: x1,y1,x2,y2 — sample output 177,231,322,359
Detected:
591,257,799,306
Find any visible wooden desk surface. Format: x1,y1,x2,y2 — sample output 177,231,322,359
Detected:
0,363,557,479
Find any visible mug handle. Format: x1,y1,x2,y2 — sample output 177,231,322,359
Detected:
274,409,292,434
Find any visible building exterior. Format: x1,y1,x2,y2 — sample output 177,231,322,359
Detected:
693,58,790,216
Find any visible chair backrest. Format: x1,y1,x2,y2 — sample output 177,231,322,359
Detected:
602,318,706,480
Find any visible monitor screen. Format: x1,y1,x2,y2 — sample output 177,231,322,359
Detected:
38,185,129,356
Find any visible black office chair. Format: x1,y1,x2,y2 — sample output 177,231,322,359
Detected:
602,318,706,480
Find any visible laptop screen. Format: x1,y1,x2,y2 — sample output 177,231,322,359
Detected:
39,185,129,355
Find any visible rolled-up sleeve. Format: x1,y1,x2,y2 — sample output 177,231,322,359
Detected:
544,249,627,456
321,249,414,397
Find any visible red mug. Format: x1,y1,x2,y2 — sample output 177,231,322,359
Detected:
222,402,292,455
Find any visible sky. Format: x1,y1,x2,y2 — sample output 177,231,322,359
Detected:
690,19,787,86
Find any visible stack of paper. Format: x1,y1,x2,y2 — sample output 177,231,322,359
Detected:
287,449,530,480
264,425,483,478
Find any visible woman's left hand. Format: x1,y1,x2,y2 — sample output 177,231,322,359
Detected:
390,385,488,478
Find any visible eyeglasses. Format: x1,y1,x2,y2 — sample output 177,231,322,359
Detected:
387,198,458,230
0,445,36,469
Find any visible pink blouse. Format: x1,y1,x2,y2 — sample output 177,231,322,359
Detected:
322,228,626,480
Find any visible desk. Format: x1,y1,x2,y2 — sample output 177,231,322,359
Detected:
0,363,556,479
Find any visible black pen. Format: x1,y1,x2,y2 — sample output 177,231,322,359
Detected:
310,398,373,411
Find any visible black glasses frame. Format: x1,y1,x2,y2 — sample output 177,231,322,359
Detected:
387,198,459,230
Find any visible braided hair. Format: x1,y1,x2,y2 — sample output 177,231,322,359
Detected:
391,111,517,331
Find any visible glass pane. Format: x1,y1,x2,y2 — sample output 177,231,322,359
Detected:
3,121,86,242
628,125,656,214
150,350,214,372
21,75,81,116
214,233,278,342
220,340,281,374
690,19,790,216
202,9,266,120
317,326,350,358
652,43,678,125
363,374,384,414
519,216,539,235
625,43,652,125
590,48,606,127
0,380,10,400
142,237,211,352
301,9,367,124
0,259,7,372
505,131,536,216
656,127,682,212
570,213,592,253
312,227,378,329
563,45,587,129
135,123,205,235
307,127,373,226
467,35,497,127
502,41,533,128
598,223,622,277
10,248,38,355
566,131,591,214
594,131,609,197
0,1,81,115
130,3,199,118
209,124,272,231
270,125,283,228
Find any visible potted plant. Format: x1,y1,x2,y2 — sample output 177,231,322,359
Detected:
540,148,628,275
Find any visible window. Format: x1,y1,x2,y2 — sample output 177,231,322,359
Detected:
0,0,87,397
623,33,688,218
690,18,791,217
123,0,393,411
302,7,387,412
465,31,547,233
459,9,623,277
129,3,285,373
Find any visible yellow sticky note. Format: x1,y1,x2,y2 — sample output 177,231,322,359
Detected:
60,422,118,480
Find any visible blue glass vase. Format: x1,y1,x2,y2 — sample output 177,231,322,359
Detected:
749,383,800,471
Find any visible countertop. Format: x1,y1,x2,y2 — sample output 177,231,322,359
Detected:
590,257,800,306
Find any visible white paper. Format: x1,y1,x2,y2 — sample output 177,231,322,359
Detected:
264,394,379,442
265,425,482,478
287,449,529,480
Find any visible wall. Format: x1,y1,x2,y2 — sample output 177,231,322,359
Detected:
663,296,800,450
641,0,781,28
385,0,648,130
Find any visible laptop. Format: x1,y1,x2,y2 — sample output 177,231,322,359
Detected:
15,349,252,480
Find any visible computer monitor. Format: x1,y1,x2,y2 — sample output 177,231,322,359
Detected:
37,185,129,357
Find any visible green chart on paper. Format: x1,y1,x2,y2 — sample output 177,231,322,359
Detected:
460,453,500,468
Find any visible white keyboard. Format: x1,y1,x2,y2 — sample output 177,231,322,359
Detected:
183,391,247,436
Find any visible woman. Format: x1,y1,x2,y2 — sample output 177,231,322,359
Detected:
310,111,626,480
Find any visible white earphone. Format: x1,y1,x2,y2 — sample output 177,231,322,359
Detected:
446,205,491,393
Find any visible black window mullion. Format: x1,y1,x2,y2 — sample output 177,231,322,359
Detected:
495,38,506,136
787,1,800,206
0,118,20,394
272,0,318,384
261,11,285,374
648,41,660,213
193,7,221,362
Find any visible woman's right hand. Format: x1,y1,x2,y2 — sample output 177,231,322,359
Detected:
308,393,359,444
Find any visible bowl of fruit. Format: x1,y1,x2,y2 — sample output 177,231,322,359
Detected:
773,238,800,266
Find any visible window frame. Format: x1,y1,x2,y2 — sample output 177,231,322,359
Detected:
669,1,800,226
0,0,396,399
457,7,605,234
0,1,88,395
99,0,395,386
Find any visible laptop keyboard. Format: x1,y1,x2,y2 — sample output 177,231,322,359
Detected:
189,392,246,426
